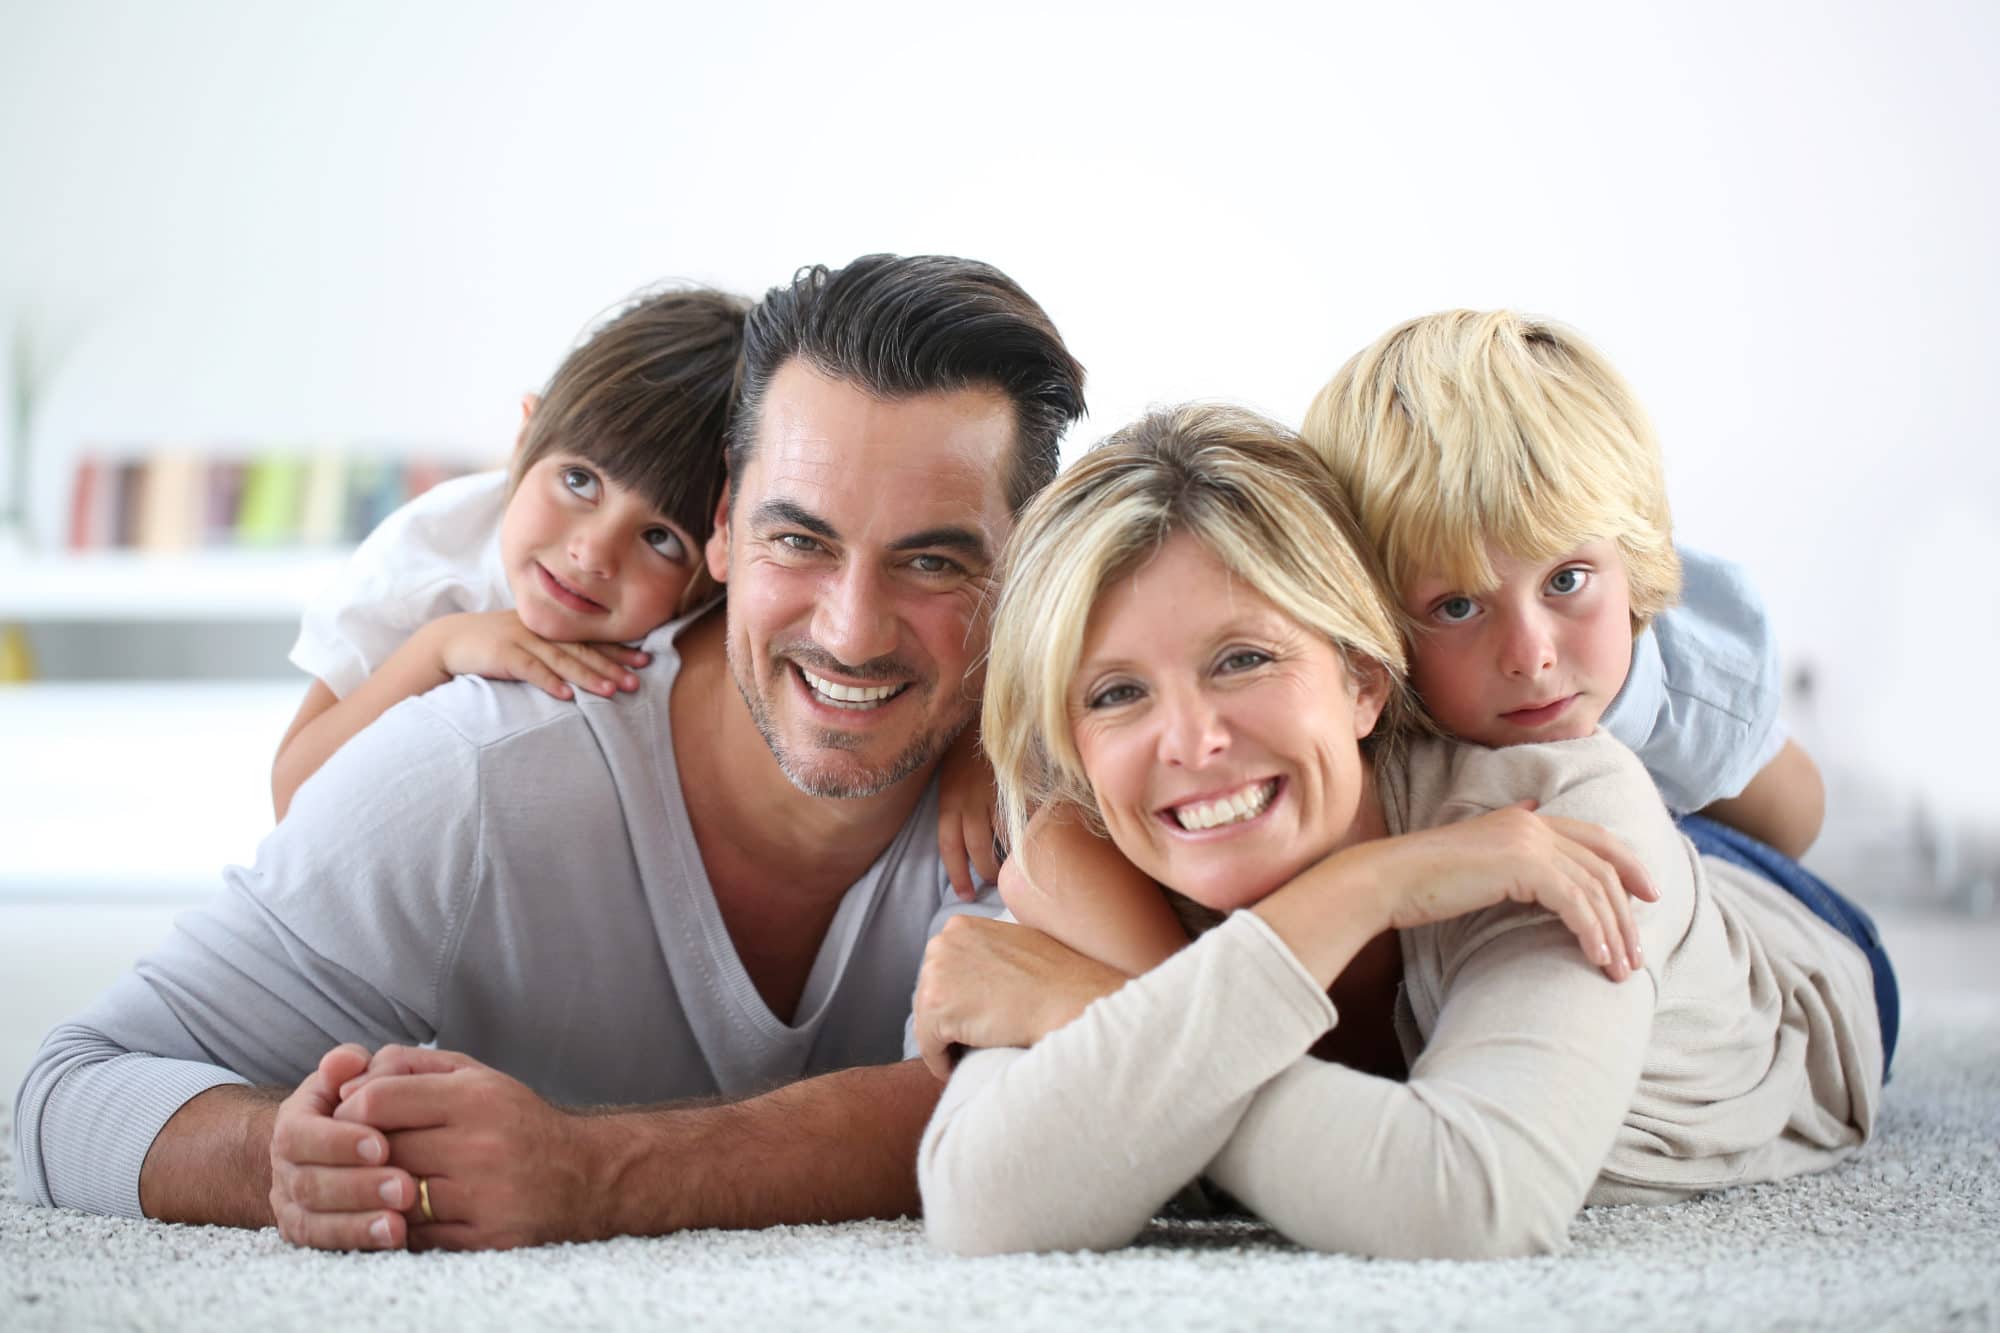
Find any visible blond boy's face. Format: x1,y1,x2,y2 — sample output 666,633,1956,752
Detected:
1401,538,1634,747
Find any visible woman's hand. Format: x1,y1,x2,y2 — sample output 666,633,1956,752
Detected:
911,916,1128,1080
422,611,649,701
935,728,1002,901
1257,802,1659,989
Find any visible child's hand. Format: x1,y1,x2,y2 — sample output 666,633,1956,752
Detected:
936,727,1002,902
425,611,651,701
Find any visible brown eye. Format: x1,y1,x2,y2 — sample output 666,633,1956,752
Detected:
645,527,686,561
561,467,600,501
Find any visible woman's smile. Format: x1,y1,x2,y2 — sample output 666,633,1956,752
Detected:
1161,777,1282,833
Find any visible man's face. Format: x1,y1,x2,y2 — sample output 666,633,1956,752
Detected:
709,359,1018,798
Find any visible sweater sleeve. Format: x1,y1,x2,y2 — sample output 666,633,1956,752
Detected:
918,911,1335,1255
1206,911,1657,1259
12,701,483,1214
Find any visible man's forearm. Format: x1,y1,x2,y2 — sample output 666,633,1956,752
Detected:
137,1084,283,1228
585,1059,944,1238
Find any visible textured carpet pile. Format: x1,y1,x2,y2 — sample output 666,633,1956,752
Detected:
4,990,1996,1332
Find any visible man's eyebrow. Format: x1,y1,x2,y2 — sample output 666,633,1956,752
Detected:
749,499,837,540
751,499,991,562
890,527,990,561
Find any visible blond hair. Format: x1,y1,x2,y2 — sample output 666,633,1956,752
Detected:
1302,310,1681,630
982,403,1418,858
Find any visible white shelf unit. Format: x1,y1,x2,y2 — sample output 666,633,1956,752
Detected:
0,552,347,898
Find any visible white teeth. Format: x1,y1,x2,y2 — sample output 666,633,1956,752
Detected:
801,668,903,709
1172,780,1277,831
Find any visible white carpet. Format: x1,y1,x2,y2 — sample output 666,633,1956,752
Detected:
4,987,1996,1333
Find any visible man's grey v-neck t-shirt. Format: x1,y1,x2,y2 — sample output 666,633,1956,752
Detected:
15,608,994,1216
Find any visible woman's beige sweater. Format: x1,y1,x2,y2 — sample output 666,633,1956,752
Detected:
918,732,1882,1259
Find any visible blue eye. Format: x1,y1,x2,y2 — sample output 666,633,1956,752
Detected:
561,467,600,501
1547,567,1589,596
1219,649,1271,673
908,553,962,576
645,527,686,561
1434,596,1478,624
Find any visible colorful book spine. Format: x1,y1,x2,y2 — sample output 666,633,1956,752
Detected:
60,448,482,551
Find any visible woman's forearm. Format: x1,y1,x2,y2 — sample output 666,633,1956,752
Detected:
918,913,1335,1255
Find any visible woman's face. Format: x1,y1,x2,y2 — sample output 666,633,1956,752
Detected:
1068,532,1389,913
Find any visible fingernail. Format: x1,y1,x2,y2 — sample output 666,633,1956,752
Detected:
370,1216,392,1247
358,1137,384,1164
379,1179,403,1206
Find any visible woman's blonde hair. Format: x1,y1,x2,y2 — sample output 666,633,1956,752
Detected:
1302,310,1681,631
982,403,1418,858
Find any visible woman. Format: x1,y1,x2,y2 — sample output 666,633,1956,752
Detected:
915,405,1884,1259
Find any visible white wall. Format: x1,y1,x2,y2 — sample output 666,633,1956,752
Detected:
3,0,1995,829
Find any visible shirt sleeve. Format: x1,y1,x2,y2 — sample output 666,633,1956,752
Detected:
917,910,1336,1255
1206,912,1656,1258
288,473,508,698
899,868,1010,1063
1599,545,1788,812
12,702,484,1215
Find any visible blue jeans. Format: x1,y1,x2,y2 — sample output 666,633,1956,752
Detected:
1676,813,1899,1079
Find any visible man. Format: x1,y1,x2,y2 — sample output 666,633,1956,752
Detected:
14,254,1087,1251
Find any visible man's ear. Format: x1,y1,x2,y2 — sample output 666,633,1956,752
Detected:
1351,658,1393,741
705,481,732,584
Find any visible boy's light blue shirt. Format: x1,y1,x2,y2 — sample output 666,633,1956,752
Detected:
1600,546,1788,814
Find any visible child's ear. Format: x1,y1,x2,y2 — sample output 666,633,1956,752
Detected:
513,393,540,452
704,481,732,584
1350,659,1392,741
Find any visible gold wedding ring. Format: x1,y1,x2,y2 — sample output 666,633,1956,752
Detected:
417,1176,436,1224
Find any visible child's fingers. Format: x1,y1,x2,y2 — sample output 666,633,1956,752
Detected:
938,823,976,902
529,644,623,698
503,646,574,700
545,643,638,695
967,822,1002,885
589,643,652,671
560,642,642,691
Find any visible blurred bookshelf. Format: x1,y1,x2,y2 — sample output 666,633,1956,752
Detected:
2,444,481,681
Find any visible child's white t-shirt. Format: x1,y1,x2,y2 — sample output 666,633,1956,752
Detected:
289,470,511,698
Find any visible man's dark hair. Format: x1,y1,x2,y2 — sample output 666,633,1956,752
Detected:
730,254,1086,514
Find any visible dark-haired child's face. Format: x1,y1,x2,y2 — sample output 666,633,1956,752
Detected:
500,455,702,644
1401,538,1633,748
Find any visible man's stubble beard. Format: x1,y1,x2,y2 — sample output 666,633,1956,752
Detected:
727,633,969,800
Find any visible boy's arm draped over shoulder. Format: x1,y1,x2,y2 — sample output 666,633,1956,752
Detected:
15,698,482,1217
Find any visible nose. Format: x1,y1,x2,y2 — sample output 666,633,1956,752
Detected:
1156,683,1229,768
1497,607,1557,678
812,561,898,668
568,520,619,580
